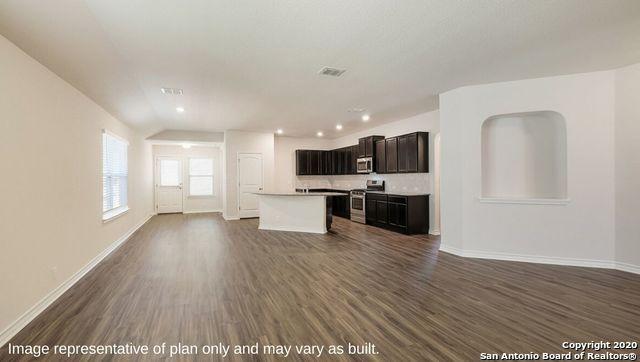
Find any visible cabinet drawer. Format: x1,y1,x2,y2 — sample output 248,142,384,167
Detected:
388,195,407,204
366,193,388,201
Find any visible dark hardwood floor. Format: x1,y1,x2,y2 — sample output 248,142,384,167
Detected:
1,213,639,361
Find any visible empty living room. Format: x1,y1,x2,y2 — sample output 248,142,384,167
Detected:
1,1,639,360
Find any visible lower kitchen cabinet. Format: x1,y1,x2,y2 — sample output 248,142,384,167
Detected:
331,193,351,219
366,193,429,234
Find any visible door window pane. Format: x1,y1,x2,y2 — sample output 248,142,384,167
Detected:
160,159,180,186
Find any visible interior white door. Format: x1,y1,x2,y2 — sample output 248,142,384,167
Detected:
237,153,263,218
156,157,183,214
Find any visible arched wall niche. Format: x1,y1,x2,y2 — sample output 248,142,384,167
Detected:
481,110,567,200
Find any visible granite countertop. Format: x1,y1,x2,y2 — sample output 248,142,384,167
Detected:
255,192,348,197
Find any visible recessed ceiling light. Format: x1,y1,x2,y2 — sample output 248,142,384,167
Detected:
182,144,191,149
336,124,343,130
361,114,370,122
276,129,283,135
348,108,365,113
317,131,324,137
176,107,185,113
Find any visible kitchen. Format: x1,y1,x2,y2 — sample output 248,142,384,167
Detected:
259,126,435,235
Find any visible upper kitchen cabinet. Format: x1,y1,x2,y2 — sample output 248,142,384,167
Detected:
375,139,386,173
350,145,359,174
322,150,333,175
296,150,310,175
358,136,385,158
397,132,429,173
379,132,429,174
385,137,398,173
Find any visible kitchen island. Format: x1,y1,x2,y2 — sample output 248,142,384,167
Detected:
255,192,346,233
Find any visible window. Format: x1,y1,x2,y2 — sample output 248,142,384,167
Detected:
160,159,181,186
189,158,214,196
102,131,129,220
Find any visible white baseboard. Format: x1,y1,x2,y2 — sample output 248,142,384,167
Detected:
428,228,441,236
615,261,640,275
439,243,638,274
0,213,155,348
222,214,240,221
183,209,222,214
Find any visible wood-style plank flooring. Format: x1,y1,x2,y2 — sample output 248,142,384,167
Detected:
1,213,639,361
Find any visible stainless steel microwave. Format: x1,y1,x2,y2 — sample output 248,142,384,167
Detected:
357,157,373,173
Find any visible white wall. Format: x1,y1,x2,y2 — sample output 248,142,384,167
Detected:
152,145,223,213
614,63,640,269
0,35,154,340
440,71,617,266
223,130,275,219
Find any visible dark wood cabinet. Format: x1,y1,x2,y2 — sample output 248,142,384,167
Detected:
375,140,386,173
309,150,321,175
386,137,398,173
358,138,366,158
344,147,352,174
358,136,385,158
351,145,358,174
296,150,309,175
396,132,428,173
332,194,350,218
295,132,426,176
406,133,419,172
376,201,388,224
365,199,377,223
322,151,332,175
365,193,429,234
397,135,408,173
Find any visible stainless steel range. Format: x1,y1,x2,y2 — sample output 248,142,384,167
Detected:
350,180,384,224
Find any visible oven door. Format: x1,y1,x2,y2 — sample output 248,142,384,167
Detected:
351,196,364,211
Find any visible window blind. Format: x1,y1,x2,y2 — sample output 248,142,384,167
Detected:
102,131,128,218
189,158,213,196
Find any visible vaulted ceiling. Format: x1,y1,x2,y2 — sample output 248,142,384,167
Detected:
1,0,640,137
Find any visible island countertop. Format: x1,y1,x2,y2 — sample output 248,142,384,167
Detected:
254,191,347,197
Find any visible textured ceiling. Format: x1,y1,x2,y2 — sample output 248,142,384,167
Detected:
1,0,640,138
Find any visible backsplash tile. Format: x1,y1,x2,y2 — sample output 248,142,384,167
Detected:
295,173,431,193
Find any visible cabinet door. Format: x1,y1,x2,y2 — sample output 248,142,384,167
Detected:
321,151,330,175
358,138,366,158
376,201,388,224
365,137,374,157
365,199,377,222
388,202,407,228
397,135,408,173
406,133,418,173
386,138,398,173
309,150,320,175
296,150,308,175
344,147,352,174
375,140,385,173
351,145,358,174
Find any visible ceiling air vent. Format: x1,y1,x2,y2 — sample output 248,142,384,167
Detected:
160,87,183,95
318,67,346,77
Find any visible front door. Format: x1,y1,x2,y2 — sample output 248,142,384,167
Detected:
155,157,183,214
237,153,263,218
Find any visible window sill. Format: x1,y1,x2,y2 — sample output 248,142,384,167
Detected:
103,206,130,223
478,197,570,205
